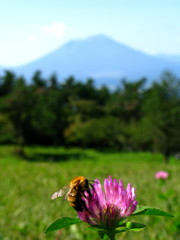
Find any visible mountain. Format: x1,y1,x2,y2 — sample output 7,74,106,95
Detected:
11,35,180,86
0,65,4,74
156,53,180,64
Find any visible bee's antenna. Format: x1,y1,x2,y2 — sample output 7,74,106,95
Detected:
89,179,99,184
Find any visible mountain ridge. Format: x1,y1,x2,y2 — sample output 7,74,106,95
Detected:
3,34,180,87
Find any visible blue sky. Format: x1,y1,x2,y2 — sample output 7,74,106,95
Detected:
1,0,180,66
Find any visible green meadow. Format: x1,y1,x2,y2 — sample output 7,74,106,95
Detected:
0,146,179,240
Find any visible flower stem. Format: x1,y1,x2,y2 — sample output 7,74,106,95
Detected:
109,235,115,240
110,236,115,240
108,232,116,240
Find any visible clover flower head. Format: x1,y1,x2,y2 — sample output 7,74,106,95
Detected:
78,176,137,229
155,171,169,180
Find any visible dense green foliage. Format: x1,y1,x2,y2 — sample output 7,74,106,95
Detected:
1,70,180,160
0,146,179,240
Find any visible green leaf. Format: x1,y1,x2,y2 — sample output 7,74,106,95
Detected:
114,226,128,233
125,222,146,231
98,231,109,240
115,221,145,233
45,217,82,234
132,205,174,217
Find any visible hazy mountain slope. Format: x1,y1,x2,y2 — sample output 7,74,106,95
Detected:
12,35,180,86
156,53,180,64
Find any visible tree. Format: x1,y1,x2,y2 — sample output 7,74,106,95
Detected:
6,83,33,147
48,73,59,90
0,70,16,96
0,114,15,143
32,70,46,88
141,71,180,162
65,117,124,149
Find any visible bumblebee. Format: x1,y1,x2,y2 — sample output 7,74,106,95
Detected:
51,176,92,211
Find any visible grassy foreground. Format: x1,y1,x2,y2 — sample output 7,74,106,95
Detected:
0,145,179,240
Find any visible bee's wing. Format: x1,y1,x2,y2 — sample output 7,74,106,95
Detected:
51,185,70,200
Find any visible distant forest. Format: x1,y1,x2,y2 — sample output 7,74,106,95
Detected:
0,70,180,160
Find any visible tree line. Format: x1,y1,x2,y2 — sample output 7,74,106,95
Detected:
0,70,180,161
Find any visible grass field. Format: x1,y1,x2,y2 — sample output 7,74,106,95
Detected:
0,145,179,240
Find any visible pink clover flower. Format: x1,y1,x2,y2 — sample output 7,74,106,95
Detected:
78,176,137,228
155,171,169,180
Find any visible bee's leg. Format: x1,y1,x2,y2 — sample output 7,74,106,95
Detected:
90,183,96,194
90,183,95,190
83,183,96,198
80,199,91,213
82,190,90,198
89,180,99,185
82,188,93,198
